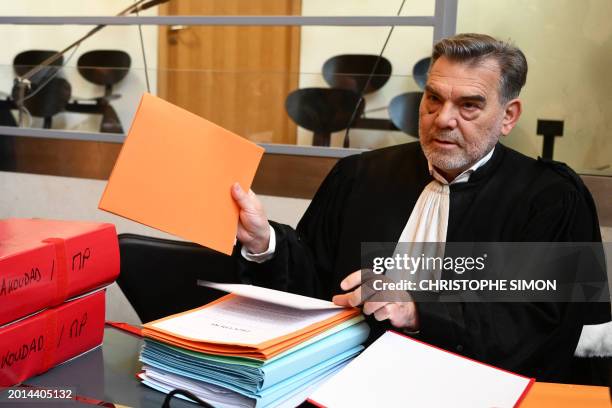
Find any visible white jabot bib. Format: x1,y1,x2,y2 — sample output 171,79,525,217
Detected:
388,148,496,284
397,147,496,244
397,181,450,243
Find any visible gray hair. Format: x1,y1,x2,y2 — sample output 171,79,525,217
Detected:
431,33,528,103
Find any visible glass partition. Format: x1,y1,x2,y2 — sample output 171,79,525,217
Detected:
0,0,610,177
0,21,433,150
0,64,423,147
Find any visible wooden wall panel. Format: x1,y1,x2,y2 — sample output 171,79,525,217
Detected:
252,154,337,199
0,137,338,199
0,136,121,179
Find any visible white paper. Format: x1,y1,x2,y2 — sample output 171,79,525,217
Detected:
197,281,343,310
309,331,532,408
152,295,343,346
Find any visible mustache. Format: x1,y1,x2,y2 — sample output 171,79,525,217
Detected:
426,131,464,145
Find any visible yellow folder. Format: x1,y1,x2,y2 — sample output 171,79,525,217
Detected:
99,93,264,255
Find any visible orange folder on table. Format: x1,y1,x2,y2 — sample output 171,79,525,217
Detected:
141,294,360,360
99,93,264,255
520,382,611,408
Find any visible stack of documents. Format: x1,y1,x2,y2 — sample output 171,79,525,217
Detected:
138,283,370,407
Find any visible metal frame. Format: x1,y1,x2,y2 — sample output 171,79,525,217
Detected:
0,15,437,26
433,0,458,41
0,126,365,158
0,0,458,154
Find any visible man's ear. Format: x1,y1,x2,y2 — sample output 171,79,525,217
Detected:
500,98,522,136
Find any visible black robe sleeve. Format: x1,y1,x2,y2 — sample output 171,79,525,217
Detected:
236,155,358,301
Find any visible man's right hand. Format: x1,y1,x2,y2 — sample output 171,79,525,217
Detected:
231,182,271,254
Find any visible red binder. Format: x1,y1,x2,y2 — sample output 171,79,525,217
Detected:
0,289,106,387
0,218,119,326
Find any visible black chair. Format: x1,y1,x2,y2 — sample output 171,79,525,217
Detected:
388,92,423,138
10,50,69,129
1,67,18,170
0,100,17,171
77,50,131,97
117,233,240,324
0,100,17,127
322,54,392,94
285,88,364,146
413,57,431,90
13,50,64,83
71,50,131,133
11,77,71,129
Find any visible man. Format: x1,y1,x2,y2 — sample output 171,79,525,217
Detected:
231,33,610,382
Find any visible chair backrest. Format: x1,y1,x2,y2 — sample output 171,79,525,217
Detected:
0,100,17,127
285,87,364,134
13,50,64,80
77,50,131,88
413,57,431,90
117,233,240,324
322,54,392,94
388,92,423,137
11,77,71,121
0,104,17,170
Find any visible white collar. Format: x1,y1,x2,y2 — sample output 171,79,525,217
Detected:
428,145,496,185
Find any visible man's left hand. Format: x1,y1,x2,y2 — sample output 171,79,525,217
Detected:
332,270,419,331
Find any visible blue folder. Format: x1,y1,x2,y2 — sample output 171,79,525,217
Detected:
141,347,358,407
140,319,369,395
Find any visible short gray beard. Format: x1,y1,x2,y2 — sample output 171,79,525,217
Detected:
420,131,499,171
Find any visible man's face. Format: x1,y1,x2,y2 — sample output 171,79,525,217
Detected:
418,56,508,178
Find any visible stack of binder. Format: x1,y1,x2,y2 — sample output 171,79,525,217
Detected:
138,283,370,407
0,218,120,386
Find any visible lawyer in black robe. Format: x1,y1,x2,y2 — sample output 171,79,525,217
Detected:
238,141,611,383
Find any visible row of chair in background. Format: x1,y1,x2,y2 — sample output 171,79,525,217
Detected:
0,49,131,133
324,55,430,92
285,55,431,147
286,89,423,146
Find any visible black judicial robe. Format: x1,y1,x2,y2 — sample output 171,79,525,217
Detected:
237,142,611,383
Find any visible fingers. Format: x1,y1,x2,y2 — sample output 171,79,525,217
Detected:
362,301,388,316
231,182,256,212
365,302,418,330
336,268,419,329
334,270,381,307
340,270,362,291
373,303,395,322
389,302,418,330
332,293,350,307
363,301,398,323
232,183,271,254
332,285,361,307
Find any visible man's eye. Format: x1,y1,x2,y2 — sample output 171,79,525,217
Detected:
427,94,439,102
462,102,478,110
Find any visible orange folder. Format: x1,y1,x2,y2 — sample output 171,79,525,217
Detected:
520,382,611,408
99,93,264,255
141,294,361,360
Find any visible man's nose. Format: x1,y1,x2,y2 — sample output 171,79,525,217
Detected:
434,102,458,130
